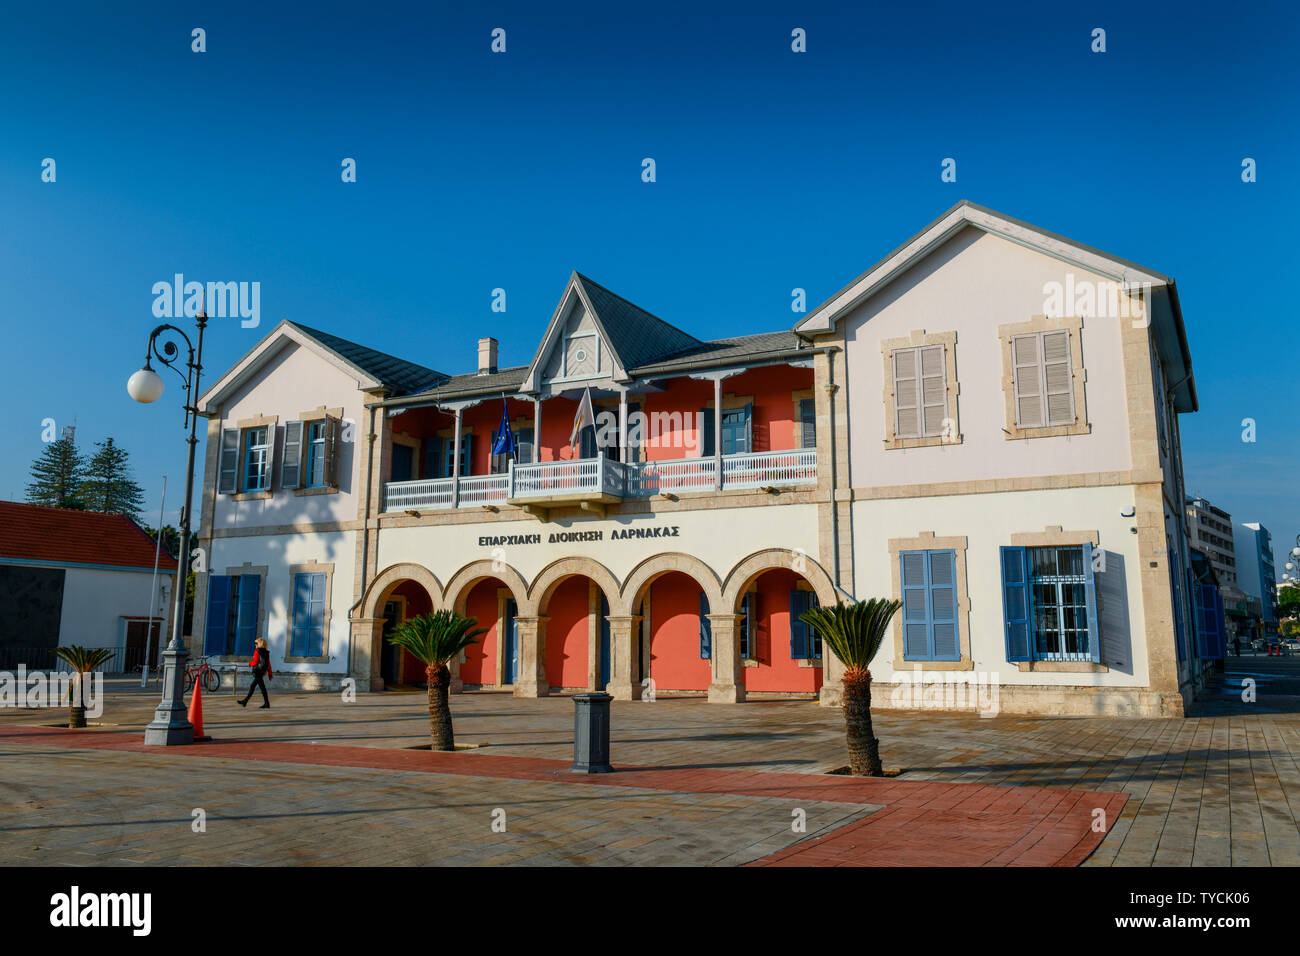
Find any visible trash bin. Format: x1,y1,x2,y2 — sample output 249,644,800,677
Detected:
570,692,614,774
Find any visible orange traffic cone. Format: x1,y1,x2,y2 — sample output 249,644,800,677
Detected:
188,678,212,742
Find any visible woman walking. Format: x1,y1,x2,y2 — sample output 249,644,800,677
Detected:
238,637,273,708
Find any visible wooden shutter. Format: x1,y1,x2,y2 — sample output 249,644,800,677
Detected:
203,575,231,655
893,348,919,437
235,575,260,656
929,550,959,660
1082,541,1101,662
281,421,304,490
788,590,807,659
324,416,341,487
900,551,931,659
460,433,473,476
291,573,311,658
217,429,239,494
740,592,752,658
919,345,947,436
799,399,816,449
698,590,712,659
1001,547,1032,661
1042,331,1074,425
1095,549,1130,668
424,436,443,478
741,404,753,454
701,407,714,457
1012,335,1044,428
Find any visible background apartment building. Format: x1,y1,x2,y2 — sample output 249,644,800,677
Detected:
1234,521,1279,638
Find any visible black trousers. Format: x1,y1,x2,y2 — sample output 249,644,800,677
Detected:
241,670,270,706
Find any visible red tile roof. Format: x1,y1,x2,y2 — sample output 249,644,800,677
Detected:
0,501,178,572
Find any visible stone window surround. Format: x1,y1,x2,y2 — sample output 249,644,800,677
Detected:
889,532,973,671
791,388,816,449
880,330,961,449
285,560,335,664
230,413,279,501
998,315,1090,440
293,405,344,496
214,562,269,663
1008,526,1108,674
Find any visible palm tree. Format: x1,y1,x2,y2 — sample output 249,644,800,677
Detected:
387,611,488,751
801,599,901,776
52,645,114,728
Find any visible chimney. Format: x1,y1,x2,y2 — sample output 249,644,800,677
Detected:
477,337,498,375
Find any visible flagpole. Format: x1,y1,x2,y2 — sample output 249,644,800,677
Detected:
142,475,167,687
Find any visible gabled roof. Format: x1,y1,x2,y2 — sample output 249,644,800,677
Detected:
199,320,446,413
518,272,702,392
0,501,178,572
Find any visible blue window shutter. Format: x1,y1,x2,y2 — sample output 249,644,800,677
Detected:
235,575,260,656
310,572,326,656
789,590,807,659
901,551,932,660
1001,546,1032,662
800,399,816,448
292,572,313,657
424,436,442,479
701,407,714,457
929,550,959,661
741,403,753,453
1082,542,1101,662
204,575,231,655
462,434,473,476
740,592,751,658
698,590,712,659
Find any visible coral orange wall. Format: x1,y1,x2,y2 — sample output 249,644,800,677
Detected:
742,569,822,694
545,577,590,689
461,579,502,686
391,581,432,684
648,572,710,691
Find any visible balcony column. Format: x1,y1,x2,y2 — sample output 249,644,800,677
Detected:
707,613,745,703
532,396,541,463
605,614,643,701
713,377,723,490
618,389,628,462
513,615,550,698
451,406,462,507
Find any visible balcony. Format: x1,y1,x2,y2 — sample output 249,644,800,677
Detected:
381,448,817,517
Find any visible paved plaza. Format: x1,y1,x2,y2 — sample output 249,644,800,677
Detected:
1,655,1298,866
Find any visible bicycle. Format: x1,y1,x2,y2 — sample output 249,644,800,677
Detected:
184,656,222,693
132,663,162,686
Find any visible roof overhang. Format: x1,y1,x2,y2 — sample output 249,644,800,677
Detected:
198,320,386,415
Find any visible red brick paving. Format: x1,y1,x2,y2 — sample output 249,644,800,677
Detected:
1,724,1126,866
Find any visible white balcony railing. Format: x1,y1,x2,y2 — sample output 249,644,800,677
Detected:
381,448,817,512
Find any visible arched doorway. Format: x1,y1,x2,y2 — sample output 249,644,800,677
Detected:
527,558,621,696
379,579,434,687
443,560,529,690
641,570,711,695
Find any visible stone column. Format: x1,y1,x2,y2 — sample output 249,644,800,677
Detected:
350,617,385,692
819,652,844,706
707,613,745,703
449,653,464,694
513,615,550,698
606,614,642,701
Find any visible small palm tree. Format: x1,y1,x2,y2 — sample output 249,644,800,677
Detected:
52,645,114,728
387,611,488,751
801,599,901,776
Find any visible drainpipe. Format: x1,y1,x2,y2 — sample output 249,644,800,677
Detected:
823,345,854,603
346,403,379,673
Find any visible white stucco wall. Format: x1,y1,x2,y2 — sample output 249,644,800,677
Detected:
58,565,171,651
852,485,1150,687
207,530,356,672
214,341,368,531
843,227,1135,487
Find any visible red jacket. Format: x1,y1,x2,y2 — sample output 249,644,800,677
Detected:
250,648,273,678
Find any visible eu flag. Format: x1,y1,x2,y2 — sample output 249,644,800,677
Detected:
491,398,515,457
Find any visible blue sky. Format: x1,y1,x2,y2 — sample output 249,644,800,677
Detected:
1,1,1296,573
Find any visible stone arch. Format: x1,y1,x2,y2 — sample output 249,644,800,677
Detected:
525,556,621,616
616,552,724,617
443,559,529,615
720,548,838,613
360,562,444,619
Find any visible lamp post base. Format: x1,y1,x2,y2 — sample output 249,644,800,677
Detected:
143,644,194,746
143,717,195,746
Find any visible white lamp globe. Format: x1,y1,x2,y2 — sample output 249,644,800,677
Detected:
1292,546,1300,557
127,367,165,403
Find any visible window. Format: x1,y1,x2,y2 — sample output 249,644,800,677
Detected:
900,550,959,661
789,589,821,660
1001,544,1100,663
1012,331,1074,428
702,404,752,456
391,443,414,483
242,427,270,491
305,421,328,486
798,398,816,449
442,433,473,477
203,573,260,656
893,345,947,438
290,572,327,658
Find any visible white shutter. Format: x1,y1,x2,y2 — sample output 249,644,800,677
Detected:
1013,335,1044,427
920,345,947,436
218,428,239,494
893,348,919,437
281,421,304,489
1042,331,1073,425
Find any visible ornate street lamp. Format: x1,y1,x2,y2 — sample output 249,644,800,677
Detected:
128,309,208,745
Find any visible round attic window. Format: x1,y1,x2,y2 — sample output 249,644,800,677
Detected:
574,348,588,364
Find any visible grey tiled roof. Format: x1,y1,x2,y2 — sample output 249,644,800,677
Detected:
632,331,808,374
574,273,702,370
406,365,530,401
289,322,446,396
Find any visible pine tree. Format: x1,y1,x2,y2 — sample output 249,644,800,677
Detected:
80,437,145,520
26,436,86,509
